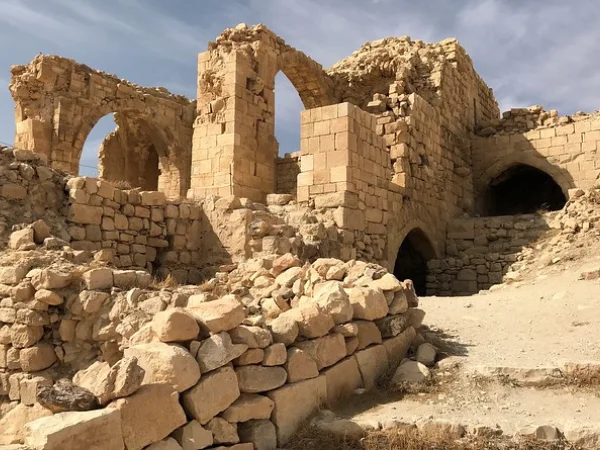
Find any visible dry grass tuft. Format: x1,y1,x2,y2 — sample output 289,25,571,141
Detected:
151,273,179,290
285,426,582,450
112,180,135,190
563,363,600,389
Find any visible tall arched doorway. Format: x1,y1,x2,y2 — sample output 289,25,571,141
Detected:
394,228,436,296
480,164,567,216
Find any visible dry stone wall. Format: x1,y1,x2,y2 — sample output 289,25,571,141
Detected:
0,249,421,449
275,153,300,195
426,213,556,295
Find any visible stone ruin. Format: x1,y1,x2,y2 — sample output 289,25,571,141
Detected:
1,22,599,449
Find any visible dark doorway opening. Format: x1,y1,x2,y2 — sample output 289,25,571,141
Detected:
482,164,567,216
394,229,435,296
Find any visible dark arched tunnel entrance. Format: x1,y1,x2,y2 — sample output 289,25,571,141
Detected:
394,228,435,296
481,164,567,216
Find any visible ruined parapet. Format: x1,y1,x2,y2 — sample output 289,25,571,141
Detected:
189,23,336,202
9,54,195,197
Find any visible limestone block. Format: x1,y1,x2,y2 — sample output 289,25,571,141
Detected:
348,286,389,320
333,322,358,337
383,326,416,366
355,344,389,390
370,273,402,292
139,191,166,206
30,269,72,290
0,403,53,445
416,343,437,366
34,289,63,306
267,314,298,345
109,384,186,450
234,348,264,365
322,356,363,406
229,325,272,349
182,366,240,425
146,438,183,450
391,360,431,385
124,343,200,392
152,308,200,343
0,265,28,285
11,324,44,348
355,320,383,350
72,356,144,405
236,365,287,393
67,204,103,225
389,290,408,314
275,266,304,288
71,290,110,315
0,183,26,200
19,343,57,372
206,417,239,444
172,420,213,450
187,295,246,333
195,332,247,373
9,228,34,250
280,304,334,339
375,314,411,338
82,268,113,290
262,343,286,366
238,420,277,450
267,376,327,445
23,408,123,450
311,281,353,324
284,348,319,383
294,333,347,370
222,394,275,423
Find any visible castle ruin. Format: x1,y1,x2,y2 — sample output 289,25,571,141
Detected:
8,24,596,295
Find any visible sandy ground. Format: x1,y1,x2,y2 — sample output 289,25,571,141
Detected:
421,253,600,370
335,249,600,442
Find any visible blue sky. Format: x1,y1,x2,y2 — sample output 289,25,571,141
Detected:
1,0,599,176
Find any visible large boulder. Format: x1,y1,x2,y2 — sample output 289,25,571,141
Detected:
0,403,53,445
187,296,246,333
182,366,240,425
311,282,353,324
37,379,98,413
279,304,334,339
23,409,124,450
73,356,144,405
152,309,199,343
268,376,327,445
109,384,187,450
348,286,389,320
124,343,200,392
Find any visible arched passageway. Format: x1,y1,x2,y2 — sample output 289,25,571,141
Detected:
481,164,567,216
394,228,436,296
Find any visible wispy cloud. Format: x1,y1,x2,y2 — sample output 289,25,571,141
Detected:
1,0,600,158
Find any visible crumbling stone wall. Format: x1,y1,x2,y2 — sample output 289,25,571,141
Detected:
275,153,300,195
9,55,195,197
189,24,336,202
426,214,555,295
472,110,600,214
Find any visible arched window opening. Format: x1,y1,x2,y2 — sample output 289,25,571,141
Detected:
79,113,162,191
275,72,303,195
394,229,435,296
79,114,115,177
482,164,567,216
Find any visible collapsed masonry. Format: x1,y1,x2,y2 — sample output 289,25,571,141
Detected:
9,23,600,295
0,147,422,449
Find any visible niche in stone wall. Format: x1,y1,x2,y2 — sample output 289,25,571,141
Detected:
394,228,436,296
479,164,567,216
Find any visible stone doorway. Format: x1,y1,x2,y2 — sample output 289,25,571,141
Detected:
394,228,436,296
